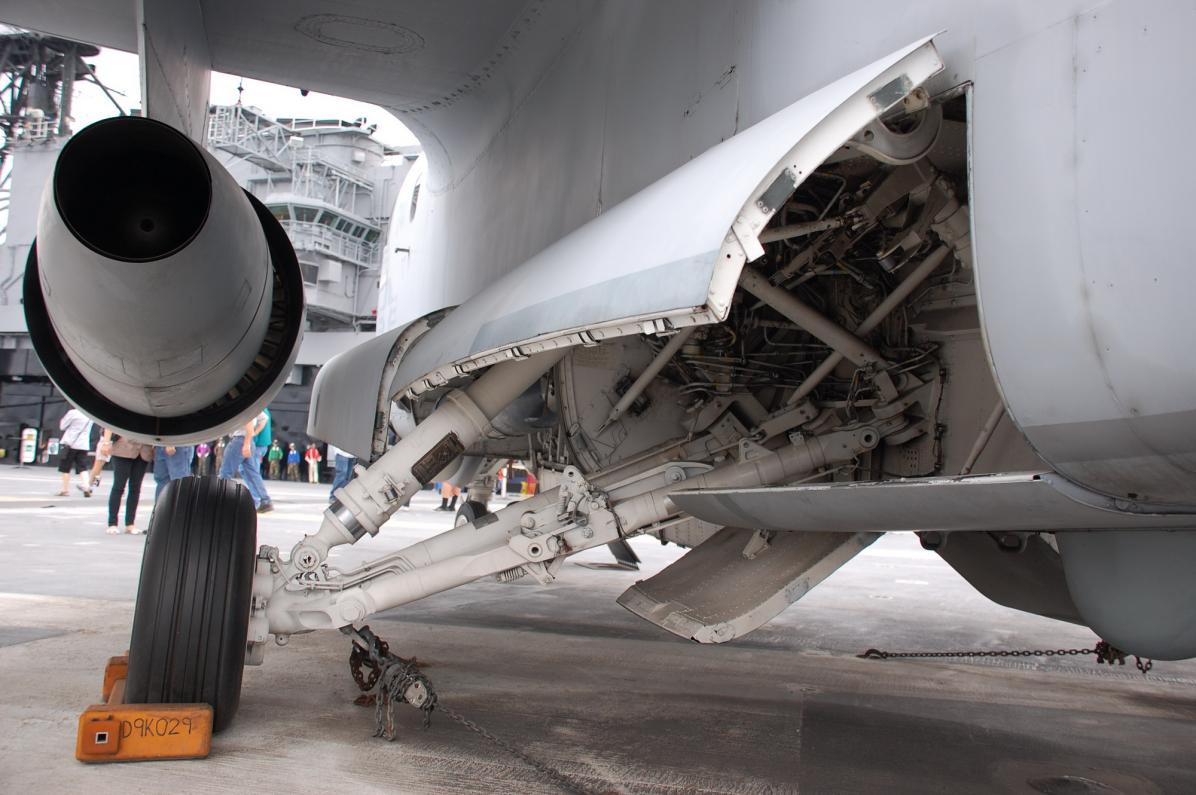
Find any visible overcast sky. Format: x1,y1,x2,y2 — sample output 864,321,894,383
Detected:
74,48,419,147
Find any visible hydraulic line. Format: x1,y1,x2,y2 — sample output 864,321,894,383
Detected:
786,244,950,405
739,267,884,369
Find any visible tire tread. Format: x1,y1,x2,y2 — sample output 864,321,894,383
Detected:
125,476,256,731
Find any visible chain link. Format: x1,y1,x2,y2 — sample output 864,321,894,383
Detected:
437,703,595,795
858,639,1154,674
373,655,438,738
349,637,387,691
346,625,595,794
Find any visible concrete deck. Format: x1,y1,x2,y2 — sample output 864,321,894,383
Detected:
1,468,1193,793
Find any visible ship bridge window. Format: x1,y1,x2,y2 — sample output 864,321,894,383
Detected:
269,205,290,221
335,218,353,233
364,229,380,244
317,211,335,226
295,206,318,223
351,224,366,238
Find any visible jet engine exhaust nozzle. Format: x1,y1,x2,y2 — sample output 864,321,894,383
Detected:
24,116,305,444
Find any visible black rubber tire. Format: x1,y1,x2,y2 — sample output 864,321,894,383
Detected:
125,476,257,732
454,500,490,527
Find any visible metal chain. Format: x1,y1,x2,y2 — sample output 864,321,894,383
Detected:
437,702,595,795
858,639,1154,674
345,625,595,794
349,639,385,691
374,656,437,738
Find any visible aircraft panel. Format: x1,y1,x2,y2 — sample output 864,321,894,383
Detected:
387,36,944,395
670,473,1196,534
971,1,1196,505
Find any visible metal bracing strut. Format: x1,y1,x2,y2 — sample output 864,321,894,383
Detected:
284,350,566,578
266,425,878,634
785,244,950,406
596,326,695,434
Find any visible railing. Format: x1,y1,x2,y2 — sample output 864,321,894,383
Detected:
277,117,377,135
14,115,54,141
290,147,373,191
207,105,292,172
280,220,378,268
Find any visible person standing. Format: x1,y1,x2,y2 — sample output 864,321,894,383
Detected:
195,441,211,476
437,483,460,512
105,431,153,534
56,407,93,497
218,411,274,513
153,444,195,502
285,443,300,481
248,408,274,511
328,445,357,502
267,440,283,479
304,443,322,483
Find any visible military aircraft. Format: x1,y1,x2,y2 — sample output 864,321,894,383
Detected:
4,1,1194,732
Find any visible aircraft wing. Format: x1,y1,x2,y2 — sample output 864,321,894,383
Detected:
1,1,544,113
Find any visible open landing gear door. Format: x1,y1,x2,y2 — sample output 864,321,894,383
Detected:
618,528,879,643
386,37,944,399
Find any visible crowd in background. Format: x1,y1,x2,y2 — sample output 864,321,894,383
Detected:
50,406,357,535
47,407,540,537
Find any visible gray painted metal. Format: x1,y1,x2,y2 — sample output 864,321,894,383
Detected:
13,3,1184,503
387,36,942,394
617,526,878,643
935,534,1082,625
308,323,413,461
34,120,273,419
1059,530,1196,660
970,2,1196,505
136,0,211,141
6,0,1195,653
669,473,1196,535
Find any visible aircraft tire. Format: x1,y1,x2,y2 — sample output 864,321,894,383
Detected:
125,476,257,732
454,500,489,527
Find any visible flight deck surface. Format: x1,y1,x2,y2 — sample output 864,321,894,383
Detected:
1,468,1193,793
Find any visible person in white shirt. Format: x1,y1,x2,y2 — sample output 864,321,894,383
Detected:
57,407,94,497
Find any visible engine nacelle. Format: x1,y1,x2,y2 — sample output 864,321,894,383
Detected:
24,116,304,444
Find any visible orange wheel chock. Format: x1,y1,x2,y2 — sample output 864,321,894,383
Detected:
75,654,213,763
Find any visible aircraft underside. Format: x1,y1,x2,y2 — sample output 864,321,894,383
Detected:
4,0,1195,734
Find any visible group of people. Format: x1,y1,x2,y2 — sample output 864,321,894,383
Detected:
56,407,179,535
264,440,326,482
52,405,355,535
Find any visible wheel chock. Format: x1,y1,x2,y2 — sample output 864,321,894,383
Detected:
100,655,127,702
76,654,213,763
